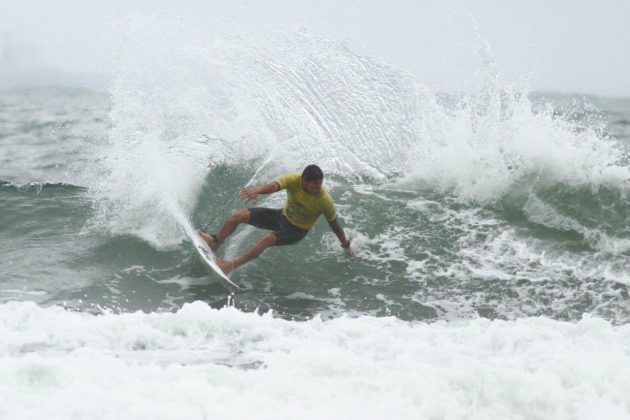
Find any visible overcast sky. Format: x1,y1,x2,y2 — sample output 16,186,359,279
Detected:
2,0,629,96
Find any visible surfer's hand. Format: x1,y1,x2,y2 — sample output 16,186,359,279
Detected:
342,241,355,257
240,188,258,204
344,246,356,257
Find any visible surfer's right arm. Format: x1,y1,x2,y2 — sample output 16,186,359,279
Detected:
240,182,280,204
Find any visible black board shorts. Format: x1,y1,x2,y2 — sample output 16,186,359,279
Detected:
247,208,308,246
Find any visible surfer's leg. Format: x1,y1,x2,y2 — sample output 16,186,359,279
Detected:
197,209,249,251
216,208,251,242
215,232,276,274
197,230,221,252
199,209,251,251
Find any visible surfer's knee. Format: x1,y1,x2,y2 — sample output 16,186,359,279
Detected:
260,232,277,247
229,208,250,224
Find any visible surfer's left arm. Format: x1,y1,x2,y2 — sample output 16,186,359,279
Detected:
328,219,355,257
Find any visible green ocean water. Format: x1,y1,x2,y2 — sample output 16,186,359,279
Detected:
1,83,629,324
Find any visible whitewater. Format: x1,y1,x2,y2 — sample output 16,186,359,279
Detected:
1,302,629,419
1,15,629,419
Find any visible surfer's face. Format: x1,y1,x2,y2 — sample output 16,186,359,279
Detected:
302,178,323,195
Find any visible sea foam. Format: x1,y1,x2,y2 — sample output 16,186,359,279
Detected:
1,301,629,419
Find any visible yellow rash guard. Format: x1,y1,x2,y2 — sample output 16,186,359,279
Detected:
275,173,337,230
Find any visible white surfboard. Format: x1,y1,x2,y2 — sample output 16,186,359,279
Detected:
192,231,239,294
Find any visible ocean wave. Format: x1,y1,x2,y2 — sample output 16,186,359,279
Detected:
0,180,86,193
518,184,630,254
1,301,629,419
85,16,629,260
90,21,427,247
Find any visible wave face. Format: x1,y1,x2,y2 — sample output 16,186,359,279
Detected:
90,17,630,252
91,19,432,247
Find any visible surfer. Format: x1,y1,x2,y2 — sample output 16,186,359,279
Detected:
197,164,355,275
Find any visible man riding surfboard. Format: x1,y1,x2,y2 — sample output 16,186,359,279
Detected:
197,164,355,275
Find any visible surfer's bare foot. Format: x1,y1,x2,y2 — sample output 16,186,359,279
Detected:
214,257,234,275
197,230,219,252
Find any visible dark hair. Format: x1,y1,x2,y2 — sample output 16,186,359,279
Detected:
302,164,324,181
